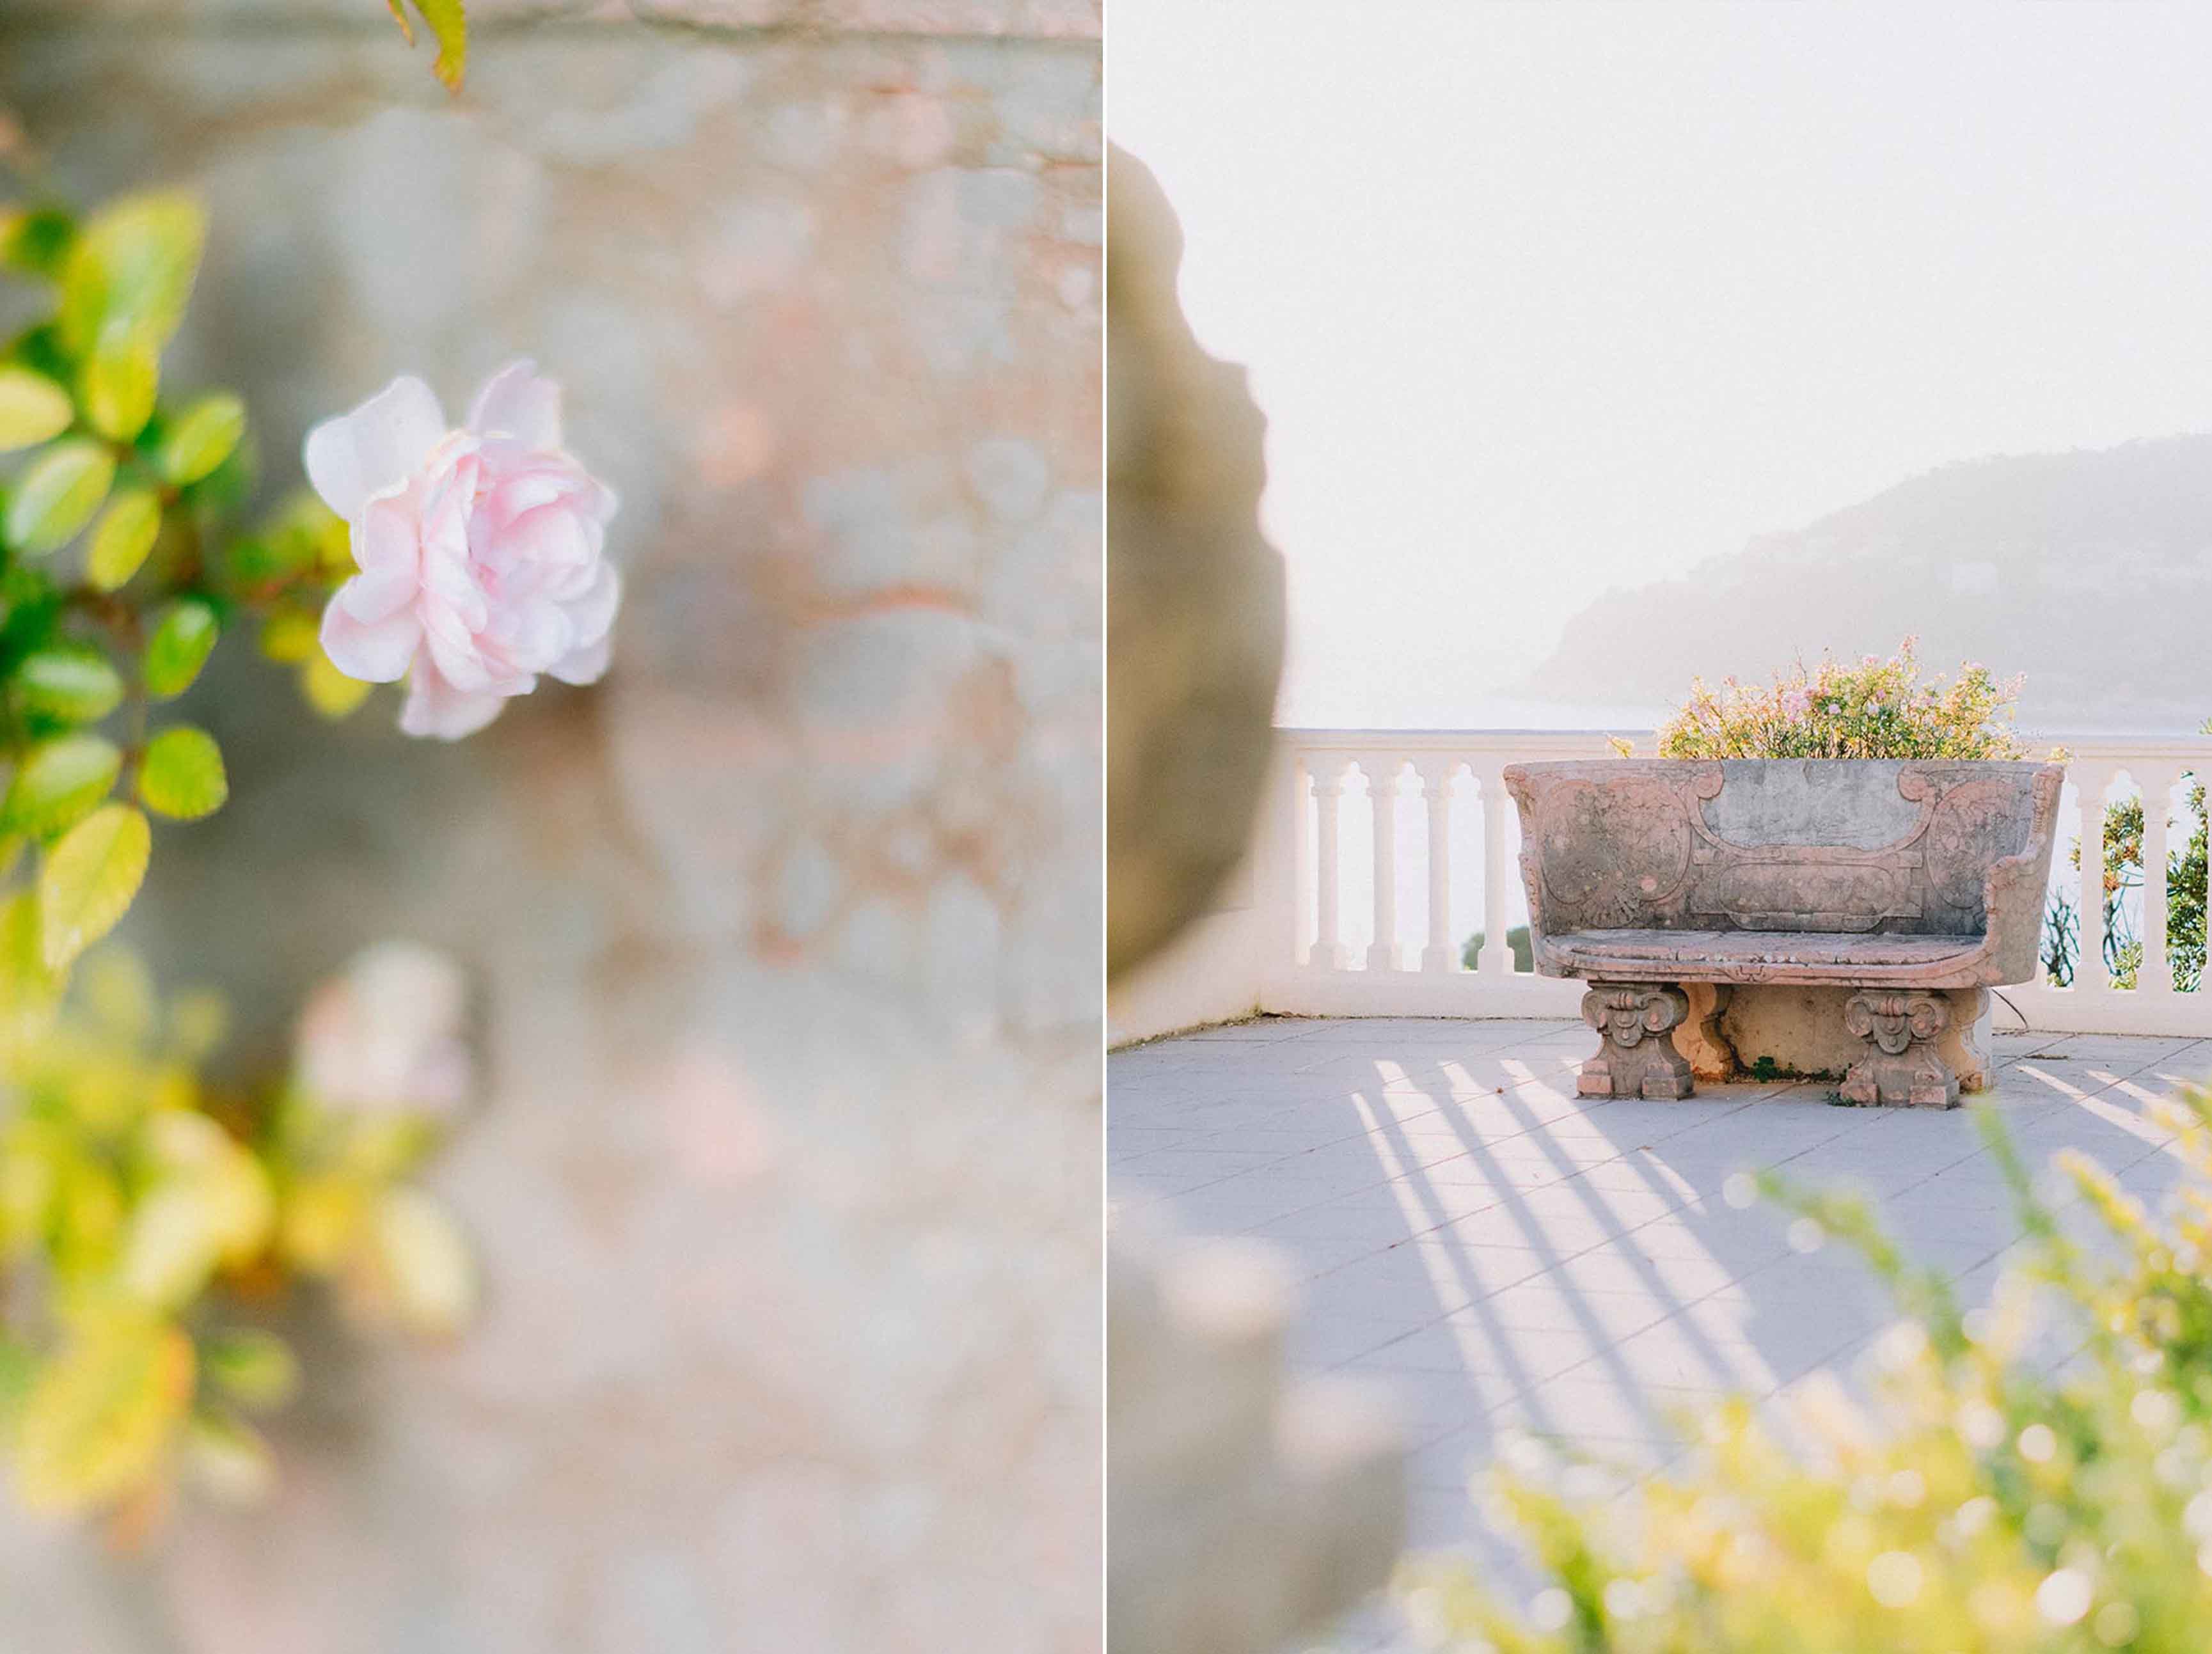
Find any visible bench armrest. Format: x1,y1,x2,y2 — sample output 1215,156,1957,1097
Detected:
1975,764,2067,985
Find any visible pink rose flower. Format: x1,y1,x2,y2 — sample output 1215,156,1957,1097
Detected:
304,360,620,739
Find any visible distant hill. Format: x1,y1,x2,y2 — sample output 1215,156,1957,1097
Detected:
1525,435,2212,733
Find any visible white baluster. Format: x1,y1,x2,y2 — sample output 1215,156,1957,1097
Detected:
1419,759,1456,972
1481,766,1515,977
1366,755,1402,972
1312,757,1351,972
2142,765,2179,996
1292,756,1315,966
2077,769,2110,995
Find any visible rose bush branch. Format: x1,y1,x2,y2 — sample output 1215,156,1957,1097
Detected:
0,180,615,1527
0,187,620,1018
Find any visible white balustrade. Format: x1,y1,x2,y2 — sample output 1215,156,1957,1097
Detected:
2142,764,2180,996
1365,756,1401,972
1480,766,1514,980
1251,730,2212,1037
1419,760,1455,973
1309,757,1351,972
2076,764,2111,996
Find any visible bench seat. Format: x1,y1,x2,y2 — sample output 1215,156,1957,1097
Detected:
1540,927,1987,986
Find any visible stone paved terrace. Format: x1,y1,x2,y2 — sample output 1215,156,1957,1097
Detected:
1107,1016,2211,1651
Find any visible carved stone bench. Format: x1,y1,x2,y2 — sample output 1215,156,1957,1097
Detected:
1503,759,2064,1107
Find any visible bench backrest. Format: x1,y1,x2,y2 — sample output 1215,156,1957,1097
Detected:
1504,759,2064,942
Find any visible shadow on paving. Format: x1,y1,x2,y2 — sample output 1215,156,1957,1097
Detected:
1106,1014,2212,1653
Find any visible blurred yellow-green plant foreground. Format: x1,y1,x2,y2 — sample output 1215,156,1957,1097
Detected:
1402,1094,2212,1651
1,952,469,1527
0,193,467,1527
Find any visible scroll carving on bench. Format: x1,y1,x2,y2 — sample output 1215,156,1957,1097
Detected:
1506,759,2065,1106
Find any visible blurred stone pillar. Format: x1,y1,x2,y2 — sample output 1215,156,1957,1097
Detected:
1105,145,1284,984
1109,1226,1403,1654
1105,145,1403,1654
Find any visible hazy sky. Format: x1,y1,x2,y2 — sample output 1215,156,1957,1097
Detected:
1113,2,2212,729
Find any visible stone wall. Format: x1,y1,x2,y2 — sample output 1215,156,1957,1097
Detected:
0,6,1100,1651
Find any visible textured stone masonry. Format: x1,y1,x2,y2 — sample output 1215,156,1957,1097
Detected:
0,7,1099,1651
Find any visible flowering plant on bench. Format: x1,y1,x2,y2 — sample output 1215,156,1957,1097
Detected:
1650,637,2027,762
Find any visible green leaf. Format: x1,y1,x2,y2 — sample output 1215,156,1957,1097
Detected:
0,366,75,452
117,1124,272,1311
302,649,374,718
138,726,227,821
390,0,469,91
80,338,158,441
201,1330,299,1413
80,946,155,1043
0,205,75,280
143,598,219,698
13,1316,193,1513
38,803,150,972
373,1187,475,1335
12,645,125,725
182,1409,275,1504
258,608,318,664
0,894,60,1052
0,1335,35,1426
86,487,161,592
3,438,115,556
1,734,122,837
119,1183,232,1307
56,193,205,358
158,391,245,485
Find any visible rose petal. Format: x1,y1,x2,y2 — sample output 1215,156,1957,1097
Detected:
303,375,446,520
493,592,574,673
422,612,501,693
514,501,593,564
548,631,612,686
400,659,511,740
565,562,622,645
466,359,564,451
338,496,425,622
321,599,423,684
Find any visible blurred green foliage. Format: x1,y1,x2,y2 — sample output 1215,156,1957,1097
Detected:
1463,926,1533,974
1400,1099,2212,1651
2042,721,2210,995
0,951,471,1530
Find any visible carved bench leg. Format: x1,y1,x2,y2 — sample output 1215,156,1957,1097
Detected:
1676,982,1738,1083
1950,988,1991,1093
1838,989,1958,1108
1579,984,1695,1100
